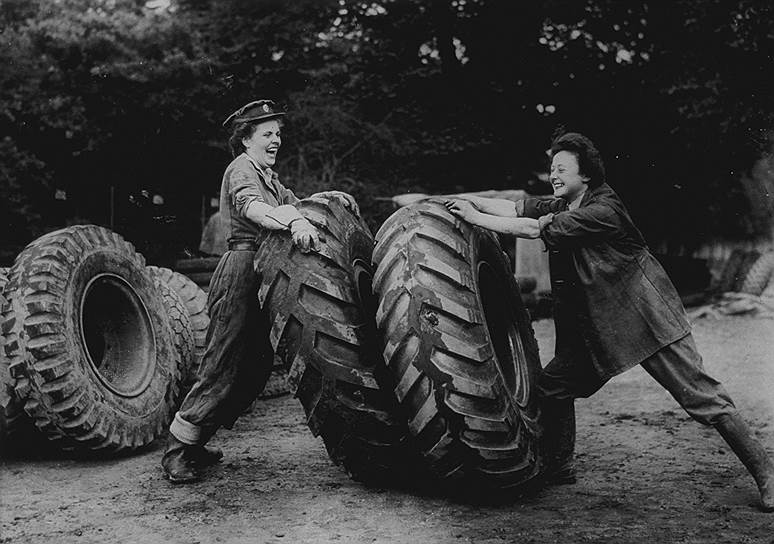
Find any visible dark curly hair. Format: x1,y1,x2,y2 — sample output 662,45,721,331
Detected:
550,132,606,188
227,118,284,158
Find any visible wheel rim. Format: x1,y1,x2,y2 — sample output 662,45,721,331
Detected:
477,262,530,407
353,258,380,346
353,259,376,316
80,273,156,398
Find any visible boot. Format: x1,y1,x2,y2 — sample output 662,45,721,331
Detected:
189,444,223,468
540,398,577,485
161,435,201,484
714,413,774,512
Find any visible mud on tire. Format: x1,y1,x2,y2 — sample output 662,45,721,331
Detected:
1,226,180,452
254,195,412,484
372,199,543,490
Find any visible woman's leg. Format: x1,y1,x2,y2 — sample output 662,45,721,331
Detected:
641,333,773,511
163,251,268,482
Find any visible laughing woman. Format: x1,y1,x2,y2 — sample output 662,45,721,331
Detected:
161,99,356,483
445,132,774,512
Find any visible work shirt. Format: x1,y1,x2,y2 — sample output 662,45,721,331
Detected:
219,153,299,245
518,183,691,380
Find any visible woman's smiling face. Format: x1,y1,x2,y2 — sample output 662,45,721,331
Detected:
242,119,282,168
550,150,589,201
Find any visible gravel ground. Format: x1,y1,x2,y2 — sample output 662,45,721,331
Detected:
1,315,773,544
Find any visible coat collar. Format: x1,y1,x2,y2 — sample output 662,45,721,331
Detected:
577,183,612,207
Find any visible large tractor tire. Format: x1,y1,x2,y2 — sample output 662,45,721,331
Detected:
149,275,196,406
732,250,761,293
1,226,180,452
1,267,26,439
254,195,413,484
739,251,774,296
716,248,747,293
174,257,220,292
372,200,543,490
147,266,208,378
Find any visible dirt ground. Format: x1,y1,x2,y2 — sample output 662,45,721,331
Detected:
2,316,773,544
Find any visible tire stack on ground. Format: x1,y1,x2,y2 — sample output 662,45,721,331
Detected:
0,266,26,441
3,198,550,494
256,196,547,492
173,257,220,292
715,248,759,293
147,266,209,389
713,248,774,297
0,226,196,454
739,251,774,296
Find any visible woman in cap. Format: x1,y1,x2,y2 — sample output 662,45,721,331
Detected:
161,99,357,483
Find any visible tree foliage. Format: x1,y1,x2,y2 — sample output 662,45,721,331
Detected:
1,0,772,261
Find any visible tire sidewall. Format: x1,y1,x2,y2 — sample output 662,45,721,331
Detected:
66,250,175,419
470,227,541,420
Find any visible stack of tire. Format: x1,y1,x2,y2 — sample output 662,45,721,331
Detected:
2,197,551,494
255,196,547,492
738,251,774,297
173,257,221,292
0,225,208,455
715,248,774,296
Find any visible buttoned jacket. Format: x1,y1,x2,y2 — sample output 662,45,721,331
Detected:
519,183,691,379
219,153,299,245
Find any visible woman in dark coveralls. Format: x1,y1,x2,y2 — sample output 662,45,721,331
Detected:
445,132,774,511
162,100,357,483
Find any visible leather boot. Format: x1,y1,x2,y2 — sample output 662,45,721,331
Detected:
714,413,774,512
540,398,577,485
190,445,223,468
161,435,201,484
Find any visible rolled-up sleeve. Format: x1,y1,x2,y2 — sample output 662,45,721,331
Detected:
228,169,265,217
541,203,621,249
520,197,567,218
279,185,300,206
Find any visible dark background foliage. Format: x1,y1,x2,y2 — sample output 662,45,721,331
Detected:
1,0,773,264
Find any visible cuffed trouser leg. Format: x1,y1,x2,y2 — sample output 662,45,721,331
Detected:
640,333,737,426
169,250,273,445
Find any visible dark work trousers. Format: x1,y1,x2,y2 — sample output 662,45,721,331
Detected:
170,250,273,445
538,331,738,470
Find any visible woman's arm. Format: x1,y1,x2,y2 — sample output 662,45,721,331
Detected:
445,200,550,238
244,201,291,230
445,194,518,217
540,202,619,249
245,202,320,252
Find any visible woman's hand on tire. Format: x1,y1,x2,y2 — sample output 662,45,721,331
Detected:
444,199,477,221
290,218,320,253
314,191,360,217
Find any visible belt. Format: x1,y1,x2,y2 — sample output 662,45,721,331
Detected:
228,240,258,251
